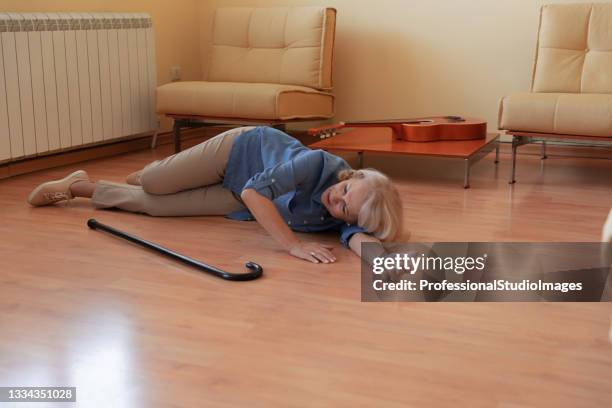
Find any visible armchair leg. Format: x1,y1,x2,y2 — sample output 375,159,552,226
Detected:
173,120,182,153
509,135,531,184
150,129,159,150
510,139,516,184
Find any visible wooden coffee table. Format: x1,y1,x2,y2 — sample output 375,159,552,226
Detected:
310,127,500,188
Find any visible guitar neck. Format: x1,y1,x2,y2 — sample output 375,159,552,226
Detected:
344,118,434,126
308,120,423,138
308,116,465,138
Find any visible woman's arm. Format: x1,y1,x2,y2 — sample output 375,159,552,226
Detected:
241,188,336,264
348,232,387,260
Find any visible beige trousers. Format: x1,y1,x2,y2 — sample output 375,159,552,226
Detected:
91,127,255,216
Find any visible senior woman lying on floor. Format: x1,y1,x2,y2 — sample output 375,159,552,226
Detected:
28,126,403,263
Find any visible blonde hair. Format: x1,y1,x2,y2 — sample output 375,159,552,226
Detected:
338,168,403,241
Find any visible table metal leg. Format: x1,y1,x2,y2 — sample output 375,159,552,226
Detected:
495,142,500,164
541,140,548,159
464,158,470,189
357,151,363,169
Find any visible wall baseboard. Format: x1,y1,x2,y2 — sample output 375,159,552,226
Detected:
0,129,200,180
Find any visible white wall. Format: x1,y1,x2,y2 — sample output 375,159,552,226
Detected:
3,0,603,134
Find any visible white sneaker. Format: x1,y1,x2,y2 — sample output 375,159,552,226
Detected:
27,170,90,207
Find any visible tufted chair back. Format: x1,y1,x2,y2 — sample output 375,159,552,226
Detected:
207,7,336,91
532,3,612,93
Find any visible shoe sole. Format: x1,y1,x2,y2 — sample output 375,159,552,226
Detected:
27,170,89,206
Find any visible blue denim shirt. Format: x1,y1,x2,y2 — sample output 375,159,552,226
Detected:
222,126,366,247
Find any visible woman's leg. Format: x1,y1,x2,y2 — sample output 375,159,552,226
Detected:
70,180,95,197
138,126,256,195
87,180,245,216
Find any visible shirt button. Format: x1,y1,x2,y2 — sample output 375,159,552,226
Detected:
287,220,291,225
271,178,276,183
320,216,325,221
304,220,308,224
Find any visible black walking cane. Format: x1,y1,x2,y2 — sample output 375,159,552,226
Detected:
87,219,263,281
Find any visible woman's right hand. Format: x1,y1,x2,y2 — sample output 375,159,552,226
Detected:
240,189,337,264
289,242,337,264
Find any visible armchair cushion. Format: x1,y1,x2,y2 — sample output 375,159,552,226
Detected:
499,92,612,137
157,81,334,121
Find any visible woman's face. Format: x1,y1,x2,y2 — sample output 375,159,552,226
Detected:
321,178,370,224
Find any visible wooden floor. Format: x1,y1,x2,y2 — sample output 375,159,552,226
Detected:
0,138,611,407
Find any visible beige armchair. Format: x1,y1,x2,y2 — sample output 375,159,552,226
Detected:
499,3,612,183
156,6,336,152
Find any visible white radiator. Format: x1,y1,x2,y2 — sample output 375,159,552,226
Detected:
0,12,157,162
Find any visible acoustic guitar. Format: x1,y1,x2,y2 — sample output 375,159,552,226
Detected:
308,116,487,142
